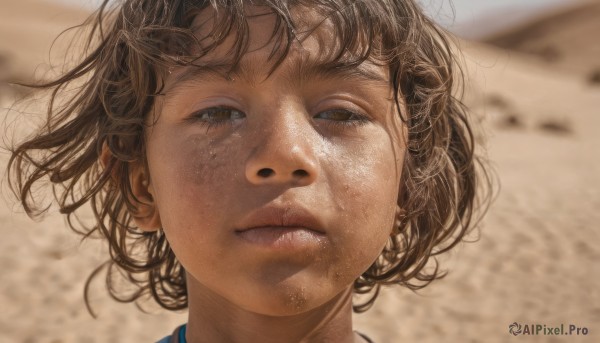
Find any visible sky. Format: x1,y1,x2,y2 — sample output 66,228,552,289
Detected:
419,0,569,23
56,0,575,38
418,0,574,37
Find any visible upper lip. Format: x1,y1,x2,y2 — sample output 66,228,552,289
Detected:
235,204,326,234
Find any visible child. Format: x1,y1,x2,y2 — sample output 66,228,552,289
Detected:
7,0,490,342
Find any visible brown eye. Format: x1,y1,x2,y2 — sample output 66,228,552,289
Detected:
187,107,246,132
195,107,245,122
314,109,370,127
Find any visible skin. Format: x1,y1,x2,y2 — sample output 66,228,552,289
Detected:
125,5,407,343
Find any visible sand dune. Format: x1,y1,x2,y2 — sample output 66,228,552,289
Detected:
0,0,89,101
1,1,599,342
0,0,89,74
483,0,600,80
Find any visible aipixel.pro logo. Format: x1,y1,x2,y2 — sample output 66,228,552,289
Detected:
509,322,522,336
509,322,589,336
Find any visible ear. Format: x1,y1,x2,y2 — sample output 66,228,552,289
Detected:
128,162,162,232
100,143,162,232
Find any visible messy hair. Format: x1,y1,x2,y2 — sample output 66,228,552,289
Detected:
7,0,491,314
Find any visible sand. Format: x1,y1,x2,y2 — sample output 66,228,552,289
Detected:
483,0,600,78
1,0,599,342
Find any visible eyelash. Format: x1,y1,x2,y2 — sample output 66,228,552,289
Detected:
313,109,371,128
187,107,370,132
188,106,245,132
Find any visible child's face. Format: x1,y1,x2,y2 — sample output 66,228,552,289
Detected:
142,5,406,316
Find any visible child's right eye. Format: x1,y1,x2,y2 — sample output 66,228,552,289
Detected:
187,107,246,130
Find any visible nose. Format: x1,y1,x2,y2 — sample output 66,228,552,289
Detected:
245,115,319,186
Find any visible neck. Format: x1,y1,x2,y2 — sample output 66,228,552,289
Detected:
185,277,359,343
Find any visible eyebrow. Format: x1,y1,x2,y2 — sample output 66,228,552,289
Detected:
163,56,388,94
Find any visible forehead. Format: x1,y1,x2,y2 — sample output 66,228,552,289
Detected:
162,3,388,88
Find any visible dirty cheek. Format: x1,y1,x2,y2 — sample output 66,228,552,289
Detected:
327,136,398,223
180,136,237,184
323,135,400,282
153,132,244,237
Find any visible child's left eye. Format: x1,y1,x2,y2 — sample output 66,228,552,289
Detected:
313,109,370,127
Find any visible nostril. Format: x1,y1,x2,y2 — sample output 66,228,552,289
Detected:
257,168,275,178
292,169,309,178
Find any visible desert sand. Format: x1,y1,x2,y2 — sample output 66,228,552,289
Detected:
1,0,599,342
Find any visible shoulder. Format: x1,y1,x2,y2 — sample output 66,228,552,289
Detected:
156,324,187,343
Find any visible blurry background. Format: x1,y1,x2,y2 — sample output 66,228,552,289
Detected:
1,0,599,342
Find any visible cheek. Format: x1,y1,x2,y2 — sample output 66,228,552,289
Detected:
179,137,236,188
327,135,401,222
323,135,403,278
146,132,244,237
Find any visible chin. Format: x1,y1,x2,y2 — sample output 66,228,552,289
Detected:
235,260,359,317
239,279,342,317
244,286,317,316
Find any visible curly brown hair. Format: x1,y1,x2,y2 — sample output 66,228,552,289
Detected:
6,0,492,315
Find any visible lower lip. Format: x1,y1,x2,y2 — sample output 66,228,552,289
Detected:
235,226,326,250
